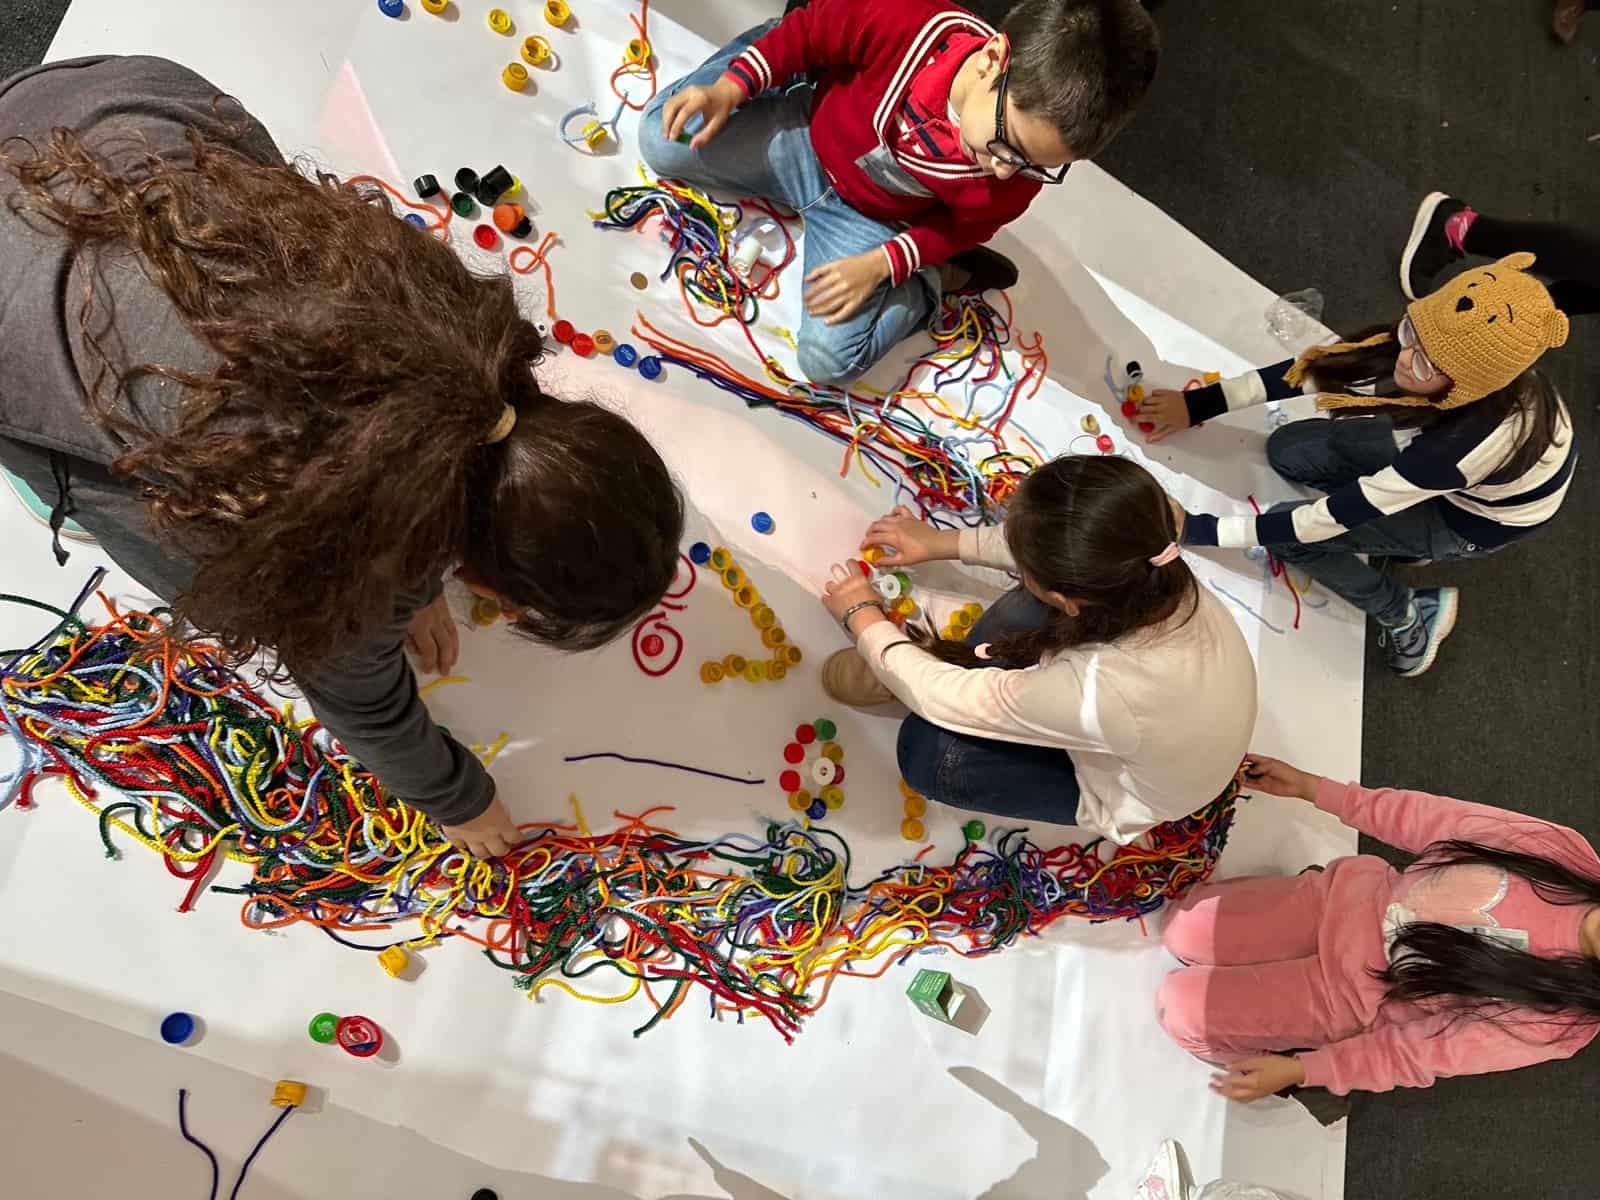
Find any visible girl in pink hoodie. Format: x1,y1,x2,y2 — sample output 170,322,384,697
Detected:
1157,755,1600,1102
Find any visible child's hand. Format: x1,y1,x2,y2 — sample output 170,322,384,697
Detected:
1210,1055,1306,1103
1137,388,1194,443
861,506,961,566
821,564,884,635
438,794,522,860
805,250,890,325
405,593,460,675
1242,753,1321,802
661,78,743,150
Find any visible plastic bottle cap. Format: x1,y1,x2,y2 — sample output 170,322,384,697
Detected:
509,216,533,238
493,203,524,232
640,634,664,657
750,511,774,534
779,769,801,793
551,319,576,344
160,1012,196,1045
454,167,480,193
544,0,570,25
335,1014,383,1058
1120,399,1138,418
903,793,927,817
751,604,776,628
708,548,731,569
795,723,816,744
1137,421,1155,434
1096,434,1114,453
638,356,663,380
613,343,638,367
521,35,550,65
487,7,512,33
420,0,447,12
760,626,786,648
413,174,440,198
450,192,478,218
378,0,404,17
271,1080,309,1108
900,817,925,841
377,945,409,977
1126,360,1143,379
806,799,827,820
570,333,594,356
688,542,711,564
782,743,804,764
403,213,427,228
471,1190,500,1200
502,63,529,91
821,786,844,809
810,758,837,786
788,790,810,811
722,654,746,672
812,718,837,741
1126,383,1145,403
592,330,616,353
473,224,500,249
308,1012,339,1043
820,741,843,763
963,820,986,841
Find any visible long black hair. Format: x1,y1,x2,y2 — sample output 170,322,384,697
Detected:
914,454,1197,669
1308,323,1567,483
1378,839,1600,1031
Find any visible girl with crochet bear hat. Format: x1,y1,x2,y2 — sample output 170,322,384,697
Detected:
1134,253,1573,677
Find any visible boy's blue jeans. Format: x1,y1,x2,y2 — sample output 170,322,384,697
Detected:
895,588,1083,826
638,20,938,385
1264,416,1491,627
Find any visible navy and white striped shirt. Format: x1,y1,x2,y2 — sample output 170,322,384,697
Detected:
1181,360,1576,550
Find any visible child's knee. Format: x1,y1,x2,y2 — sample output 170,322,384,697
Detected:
1155,969,1211,1053
796,328,875,386
636,102,675,174
1160,892,1214,965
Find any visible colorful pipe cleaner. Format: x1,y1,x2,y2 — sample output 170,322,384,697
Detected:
0,585,1238,1040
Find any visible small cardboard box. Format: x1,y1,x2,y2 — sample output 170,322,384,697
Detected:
906,968,967,1025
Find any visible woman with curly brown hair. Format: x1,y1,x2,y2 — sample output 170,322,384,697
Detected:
0,55,685,858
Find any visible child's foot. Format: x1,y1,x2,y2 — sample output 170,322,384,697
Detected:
1400,192,1470,300
1380,586,1458,678
1133,1139,1193,1200
821,648,895,708
946,246,1019,294
3,467,95,543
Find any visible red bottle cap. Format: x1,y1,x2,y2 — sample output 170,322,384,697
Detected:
551,319,576,344
472,224,499,250
570,332,595,356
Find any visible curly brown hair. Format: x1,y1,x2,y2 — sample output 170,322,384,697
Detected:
2,126,683,669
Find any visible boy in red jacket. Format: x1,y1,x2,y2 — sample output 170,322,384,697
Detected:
640,0,1159,385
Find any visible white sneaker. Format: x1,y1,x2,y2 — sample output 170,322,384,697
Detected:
1134,1139,1193,1200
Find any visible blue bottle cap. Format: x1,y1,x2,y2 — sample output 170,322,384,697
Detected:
613,342,638,367
688,542,711,564
160,1011,196,1045
806,799,827,820
378,0,404,15
637,355,662,380
750,512,774,534
403,213,427,228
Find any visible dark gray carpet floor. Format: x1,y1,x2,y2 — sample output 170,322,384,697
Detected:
4,2,1598,1197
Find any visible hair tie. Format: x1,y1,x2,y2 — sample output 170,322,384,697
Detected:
1148,542,1180,567
973,642,994,660
482,405,517,445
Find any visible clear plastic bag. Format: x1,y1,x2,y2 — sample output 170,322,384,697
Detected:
1195,1182,1297,1200
1264,287,1326,345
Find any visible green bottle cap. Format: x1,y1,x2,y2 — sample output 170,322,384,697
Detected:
963,820,986,842
308,1011,339,1043
813,718,837,741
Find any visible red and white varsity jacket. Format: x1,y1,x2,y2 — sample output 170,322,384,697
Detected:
721,0,1042,287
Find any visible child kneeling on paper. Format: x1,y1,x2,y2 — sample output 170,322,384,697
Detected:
1162,754,1600,1107
639,0,1159,385
1136,256,1574,679
817,455,1257,844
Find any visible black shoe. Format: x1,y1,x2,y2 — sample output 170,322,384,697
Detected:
1400,191,1467,301
947,245,1019,294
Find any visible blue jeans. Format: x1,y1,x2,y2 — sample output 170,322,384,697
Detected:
638,21,938,385
895,588,1082,825
1264,417,1488,627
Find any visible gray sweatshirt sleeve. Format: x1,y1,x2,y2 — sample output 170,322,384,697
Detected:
293,580,495,828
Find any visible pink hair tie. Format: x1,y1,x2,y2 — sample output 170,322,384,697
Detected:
1148,542,1181,567
973,642,995,660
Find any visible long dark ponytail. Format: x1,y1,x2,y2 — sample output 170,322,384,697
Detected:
917,454,1197,669
1378,840,1600,1030
1308,322,1567,482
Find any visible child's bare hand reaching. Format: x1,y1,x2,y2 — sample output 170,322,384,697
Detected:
1242,753,1322,802
860,506,961,566
1136,388,1194,442
805,250,890,324
661,78,743,150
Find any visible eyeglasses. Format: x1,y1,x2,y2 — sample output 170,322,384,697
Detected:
1396,316,1442,383
985,67,1070,185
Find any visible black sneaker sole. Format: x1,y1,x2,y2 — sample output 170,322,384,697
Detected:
948,245,1019,294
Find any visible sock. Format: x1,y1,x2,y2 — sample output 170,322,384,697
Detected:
1444,205,1477,255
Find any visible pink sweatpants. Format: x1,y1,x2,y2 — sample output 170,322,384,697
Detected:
1157,872,1371,1062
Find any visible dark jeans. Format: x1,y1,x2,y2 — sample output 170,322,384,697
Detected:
1264,417,1488,627
1464,213,1600,315
894,587,1082,824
